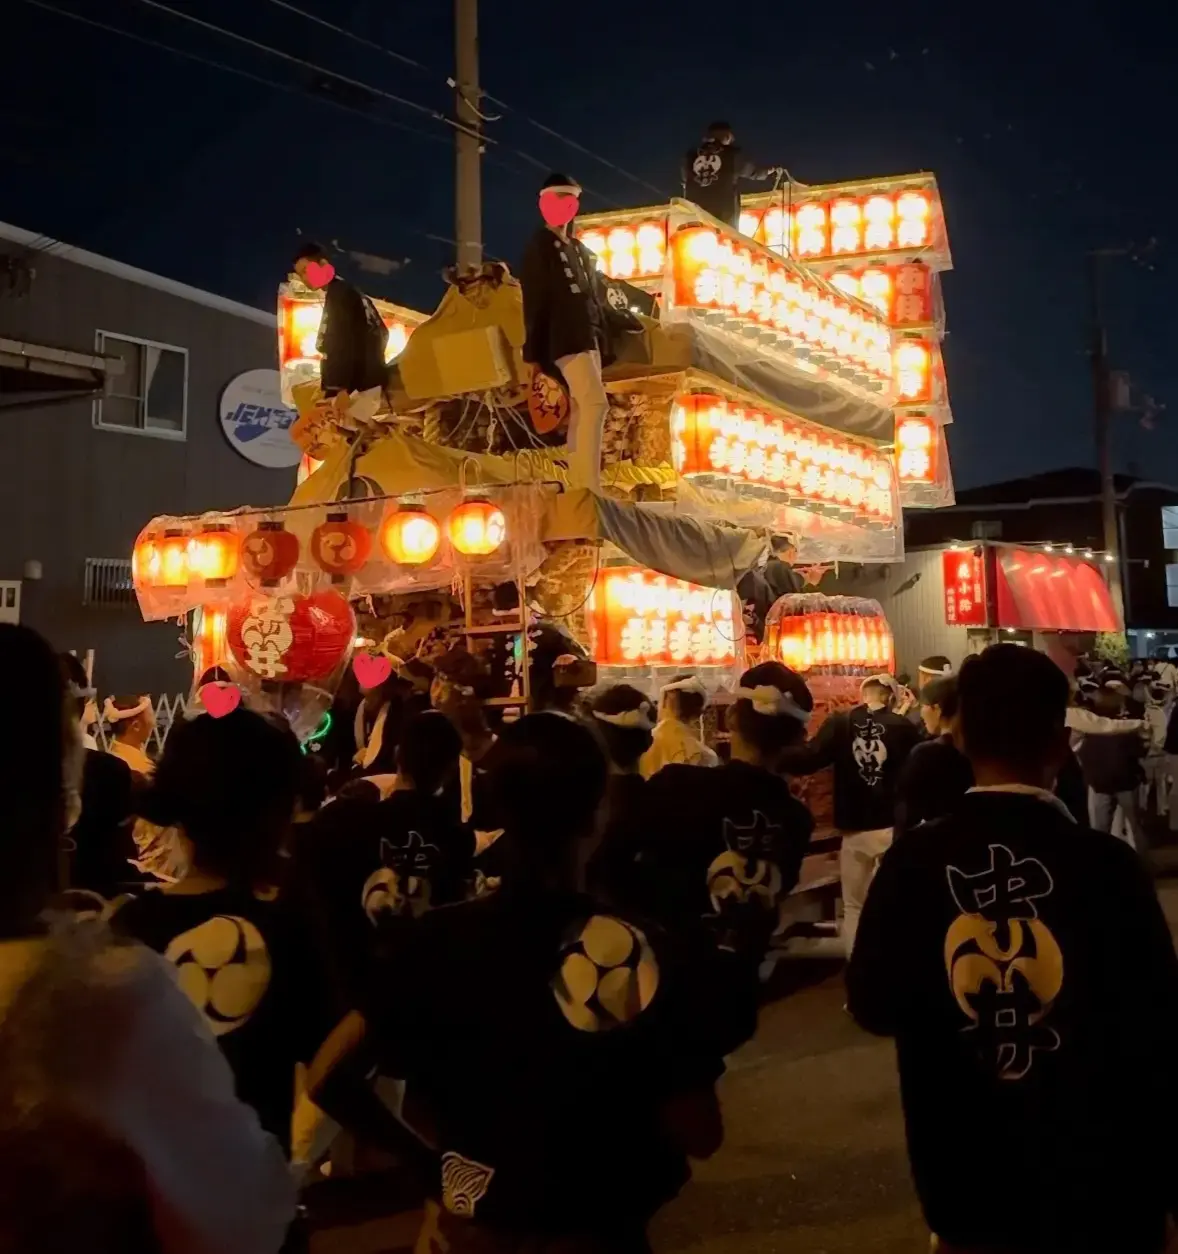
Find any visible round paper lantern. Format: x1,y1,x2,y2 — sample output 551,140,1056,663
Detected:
242,520,300,587
188,524,240,587
227,589,355,684
380,505,441,567
134,528,190,589
311,511,372,583
447,497,506,558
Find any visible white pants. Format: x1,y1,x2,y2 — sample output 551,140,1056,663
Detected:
840,827,894,956
1089,789,1144,850
556,348,607,492
1142,754,1169,816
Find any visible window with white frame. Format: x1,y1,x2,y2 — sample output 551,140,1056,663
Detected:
1162,506,1178,548
94,331,187,437
1167,564,1178,608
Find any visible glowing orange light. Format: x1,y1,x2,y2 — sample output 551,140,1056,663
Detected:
673,393,895,524
766,611,895,675
894,340,933,403
447,498,506,558
278,293,416,370
193,606,229,677
577,219,666,281
134,528,190,589
588,567,738,668
896,415,939,484
380,505,441,566
188,525,241,587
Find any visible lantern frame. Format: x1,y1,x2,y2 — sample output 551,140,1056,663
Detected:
242,520,301,588
447,496,507,559
311,510,373,583
188,524,241,588
380,503,442,567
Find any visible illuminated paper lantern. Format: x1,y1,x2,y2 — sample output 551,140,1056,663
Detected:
588,567,738,668
188,525,240,588
242,520,300,587
380,505,441,566
764,596,894,675
447,497,506,558
311,511,373,582
134,528,189,590
227,589,355,684
896,415,939,485
193,606,229,677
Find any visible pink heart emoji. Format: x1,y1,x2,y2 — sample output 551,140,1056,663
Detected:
353,652,392,691
200,683,242,718
304,260,336,289
539,190,580,228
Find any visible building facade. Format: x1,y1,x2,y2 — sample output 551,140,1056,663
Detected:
0,222,297,694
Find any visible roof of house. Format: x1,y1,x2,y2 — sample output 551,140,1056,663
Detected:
0,220,273,327
946,467,1178,509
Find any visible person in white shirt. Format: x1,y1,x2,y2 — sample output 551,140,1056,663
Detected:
641,674,719,778
0,625,295,1254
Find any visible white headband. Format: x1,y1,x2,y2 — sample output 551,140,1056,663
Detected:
661,676,708,700
860,674,899,701
735,685,811,725
594,702,655,731
68,681,96,700
542,183,581,197
103,696,151,724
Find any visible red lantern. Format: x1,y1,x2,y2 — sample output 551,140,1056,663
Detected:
242,520,301,587
188,525,240,587
447,497,506,558
311,511,372,582
227,589,355,684
380,505,441,567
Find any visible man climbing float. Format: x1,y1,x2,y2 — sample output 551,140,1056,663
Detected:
519,172,640,492
683,122,782,230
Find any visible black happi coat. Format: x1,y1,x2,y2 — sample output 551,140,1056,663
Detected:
317,276,389,395
682,141,770,228
519,226,610,373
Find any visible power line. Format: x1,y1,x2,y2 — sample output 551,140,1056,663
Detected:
128,0,480,141
254,0,663,201
18,0,523,249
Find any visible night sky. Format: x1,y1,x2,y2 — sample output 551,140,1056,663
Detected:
4,1,1175,489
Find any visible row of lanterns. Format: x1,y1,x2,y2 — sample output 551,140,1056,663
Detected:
766,610,895,675
134,495,508,597
671,394,896,525
669,226,895,390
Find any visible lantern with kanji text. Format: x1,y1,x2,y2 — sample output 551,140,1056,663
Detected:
447,497,506,558
380,504,441,567
227,589,355,684
242,520,301,587
311,511,372,582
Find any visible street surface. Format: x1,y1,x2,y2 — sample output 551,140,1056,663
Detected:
312,879,1178,1254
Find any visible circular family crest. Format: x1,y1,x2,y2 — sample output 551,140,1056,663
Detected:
527,368,570,436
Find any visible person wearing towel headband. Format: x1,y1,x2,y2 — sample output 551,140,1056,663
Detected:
631,663,815,972
641,674,720,778
103,694,156,779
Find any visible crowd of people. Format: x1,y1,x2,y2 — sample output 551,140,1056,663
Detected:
3,619,1178,1254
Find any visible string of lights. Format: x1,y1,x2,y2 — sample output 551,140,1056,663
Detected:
946,538,1118,564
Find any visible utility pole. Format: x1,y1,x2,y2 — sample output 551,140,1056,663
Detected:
1086,247,1125,623
454,0,482,271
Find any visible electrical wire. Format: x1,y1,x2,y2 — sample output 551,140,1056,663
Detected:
254,0,660,202
128,0,481,141
19,0,520,255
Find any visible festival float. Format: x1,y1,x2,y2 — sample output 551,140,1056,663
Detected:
129,168,955,756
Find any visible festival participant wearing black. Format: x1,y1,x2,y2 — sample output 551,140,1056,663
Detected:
782,673,920,953
849,644,1178,1254
58,652,139,898
308,714,750,1253
292,710,474,1002
291,242,388,397
895,674,972,838
113,709,337,1154
586,684,657,907
682,121,780,229
635,663,815,968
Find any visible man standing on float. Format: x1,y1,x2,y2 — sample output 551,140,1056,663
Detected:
519,172,613,492
683,122,781,230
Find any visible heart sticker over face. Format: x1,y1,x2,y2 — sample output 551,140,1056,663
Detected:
539,191,580,228
200,683,242,718
353,652,392,691
304,260,336,289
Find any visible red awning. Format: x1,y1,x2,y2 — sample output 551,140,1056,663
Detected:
994,548,1120,633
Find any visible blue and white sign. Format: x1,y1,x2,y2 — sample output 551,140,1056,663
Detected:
218,369,300,469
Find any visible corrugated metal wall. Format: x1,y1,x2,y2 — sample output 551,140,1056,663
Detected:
825,548,970,678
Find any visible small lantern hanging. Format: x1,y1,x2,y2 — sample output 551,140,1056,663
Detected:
242,520,301,587
134,527,190,589
380,503,441,567
310,511,372,583
188,524,241,588
447,496,506,558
